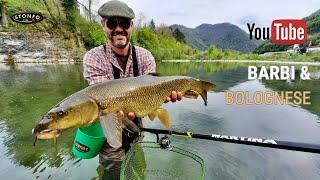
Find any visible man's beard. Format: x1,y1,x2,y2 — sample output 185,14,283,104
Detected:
108,30,130,49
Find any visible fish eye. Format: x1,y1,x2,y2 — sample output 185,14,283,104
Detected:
57,111,64,116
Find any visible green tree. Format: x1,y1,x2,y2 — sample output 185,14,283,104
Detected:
0,0,8,25
155,25,173,39
253,40,288,54
149,19,155,31
207,45,221,59
133,27,158,50
172,28,186,43
60,0,83,47
60,0,77,28
41,0,59,27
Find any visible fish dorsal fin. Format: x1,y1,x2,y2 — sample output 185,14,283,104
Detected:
147,72,161,76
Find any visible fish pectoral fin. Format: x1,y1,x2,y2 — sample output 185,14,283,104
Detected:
183,90,199,99
156,108,171,129
100,113,122,148
148,111,157,121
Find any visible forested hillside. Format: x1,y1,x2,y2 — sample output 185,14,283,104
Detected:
254,9,320,54
170,23,261,53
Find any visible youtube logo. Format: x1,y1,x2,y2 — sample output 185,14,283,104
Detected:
271,19,307,45
248,19,308,45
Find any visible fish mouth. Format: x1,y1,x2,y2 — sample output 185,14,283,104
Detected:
34,129,61,139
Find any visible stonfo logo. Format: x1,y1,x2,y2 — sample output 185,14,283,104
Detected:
11,13,43,24
247,19,308,45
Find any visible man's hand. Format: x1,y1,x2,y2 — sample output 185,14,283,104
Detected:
118,91,182,120
164,91,182,103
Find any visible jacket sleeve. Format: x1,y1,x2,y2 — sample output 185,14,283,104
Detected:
141,50,156,74
83,51,110,85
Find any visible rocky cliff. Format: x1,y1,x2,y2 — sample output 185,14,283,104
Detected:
0,31,85,63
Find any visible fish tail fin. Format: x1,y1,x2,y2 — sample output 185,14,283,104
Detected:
199,80,215,106
183,90,199,99
200,90,208,106
183,80,215,106
201,80,216,91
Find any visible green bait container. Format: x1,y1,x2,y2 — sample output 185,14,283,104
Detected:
72,122,106,159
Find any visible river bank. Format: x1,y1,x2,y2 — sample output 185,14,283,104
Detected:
2,58,320,67
0,31,85,64
0,30,319,66
162,59,320,66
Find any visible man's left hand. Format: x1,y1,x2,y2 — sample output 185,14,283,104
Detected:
164,91,182,103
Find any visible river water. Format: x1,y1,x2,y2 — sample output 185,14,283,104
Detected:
0,62,319,180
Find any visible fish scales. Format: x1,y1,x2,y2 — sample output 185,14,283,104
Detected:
83,75,193,116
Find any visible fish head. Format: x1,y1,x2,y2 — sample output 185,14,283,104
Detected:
33,93,99,140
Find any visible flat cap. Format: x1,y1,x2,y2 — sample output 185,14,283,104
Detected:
98,0,135,19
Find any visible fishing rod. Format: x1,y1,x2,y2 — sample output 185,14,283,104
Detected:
140,127,320,154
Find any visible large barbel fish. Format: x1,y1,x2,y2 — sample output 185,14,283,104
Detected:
33,74,215,140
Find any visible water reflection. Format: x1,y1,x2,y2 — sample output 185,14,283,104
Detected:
0,62,319,179
0,64,91,179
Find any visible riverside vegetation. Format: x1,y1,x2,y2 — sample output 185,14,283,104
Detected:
0,0,319,62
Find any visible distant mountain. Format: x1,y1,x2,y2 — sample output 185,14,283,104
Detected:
254,9,320,54
170,24,208,50
170,23,261,53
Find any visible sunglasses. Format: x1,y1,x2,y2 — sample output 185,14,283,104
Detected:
106,18,131,30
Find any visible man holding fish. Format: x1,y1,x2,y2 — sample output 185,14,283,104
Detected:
83,0,182,179
32,1,214,180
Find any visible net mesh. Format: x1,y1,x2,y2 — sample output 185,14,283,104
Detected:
120,141,205,180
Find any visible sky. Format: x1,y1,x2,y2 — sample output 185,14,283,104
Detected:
87,0,320,33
